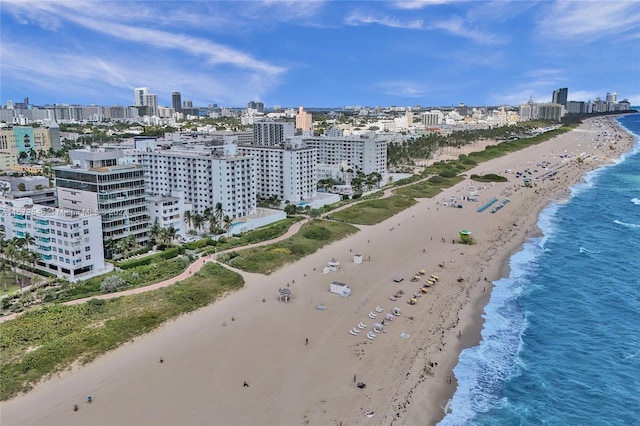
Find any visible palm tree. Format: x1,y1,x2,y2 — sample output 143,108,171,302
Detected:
183,210,192,230
214,202,225,228
19,232,35,249
163,226,177,246
223,215,233,237
18,151,28,164
4,241,19,289
149,222,162,246
191,214,204,232
104,237,116,259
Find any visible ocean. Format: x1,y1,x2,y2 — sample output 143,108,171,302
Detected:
439,114,640,426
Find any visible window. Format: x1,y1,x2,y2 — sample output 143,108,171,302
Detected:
84,229,89,235
85,246,91,252
86,255,91,260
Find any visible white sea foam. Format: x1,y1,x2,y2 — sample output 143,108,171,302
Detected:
631,198,640,205
613,219,640,228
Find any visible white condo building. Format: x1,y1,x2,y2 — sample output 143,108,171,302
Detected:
130,144,257,219
302,133,387,176
238,140,317,204
0,197,110,281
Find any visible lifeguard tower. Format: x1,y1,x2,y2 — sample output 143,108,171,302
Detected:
459,229,472,244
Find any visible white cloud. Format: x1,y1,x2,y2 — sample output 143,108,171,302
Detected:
566,90,602,102
376,81,427,98
427,17,504,45
390,0,456,10
537,1,640,41
345,12,423,29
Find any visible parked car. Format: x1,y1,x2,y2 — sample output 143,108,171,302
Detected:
393,276,404,283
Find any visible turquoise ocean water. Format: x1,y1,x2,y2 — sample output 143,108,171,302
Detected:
439,114,640,426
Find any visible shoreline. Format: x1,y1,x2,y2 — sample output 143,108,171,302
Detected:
1,116,636,426
422,115,637,426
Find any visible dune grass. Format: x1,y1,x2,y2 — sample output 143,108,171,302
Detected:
0,262,243,400
220,219,358,274
329,196,417,225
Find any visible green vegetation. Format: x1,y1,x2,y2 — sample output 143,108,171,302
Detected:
57,256,192,302
395,176,464,199
471,174,508,183
220,220,358,274
116,247,185,269
467,127,571,163
330,196,417,225
0,262,243,400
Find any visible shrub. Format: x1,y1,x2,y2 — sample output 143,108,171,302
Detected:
438,169,458,178
428,175,445,184
100,276,126,293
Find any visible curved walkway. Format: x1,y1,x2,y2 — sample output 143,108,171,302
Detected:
1,171,441,324
0,218,311,323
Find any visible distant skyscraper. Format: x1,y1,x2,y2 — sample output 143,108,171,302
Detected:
606,92,617,103
247,101,264,113
552,88,568,107
134,87,149,106
172,92,182,113
295,106,313,132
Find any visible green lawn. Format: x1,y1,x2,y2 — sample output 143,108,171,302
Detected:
220,219,359,274
329,196,417,225
0,262,243,400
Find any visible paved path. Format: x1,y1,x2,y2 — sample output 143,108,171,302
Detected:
0,174,436,323
0,218,311,323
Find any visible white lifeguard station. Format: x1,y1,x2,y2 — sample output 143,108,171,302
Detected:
353,254,363,264
328,258,341,271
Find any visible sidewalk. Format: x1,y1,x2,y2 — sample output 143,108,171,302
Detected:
0,218,310,323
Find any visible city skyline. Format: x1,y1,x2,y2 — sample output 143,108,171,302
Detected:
1,1,639,108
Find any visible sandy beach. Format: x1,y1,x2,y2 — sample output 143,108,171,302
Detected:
1,116,635,426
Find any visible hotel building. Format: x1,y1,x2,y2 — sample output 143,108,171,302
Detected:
130,143,257,219
0,197,109,281
54,150,150,248
237,140,317,204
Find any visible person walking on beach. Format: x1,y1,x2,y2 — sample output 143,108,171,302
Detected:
305,338,309,345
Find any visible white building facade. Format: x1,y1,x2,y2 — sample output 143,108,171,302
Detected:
237,143,317,204
302,134,387,176
130,145,257,219
0,197,109,282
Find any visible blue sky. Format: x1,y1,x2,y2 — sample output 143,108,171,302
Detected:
1,0,639,108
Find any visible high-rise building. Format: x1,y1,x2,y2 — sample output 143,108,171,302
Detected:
0,196,109,282
606,92,617,103
247,101,264,113
295,106,313,132
134,87,149,106
303,134,388,176
552,88,568,107
238,142,317,204
253,121,295,146
172,92,182,113
131,144,256,219
54,150,150,256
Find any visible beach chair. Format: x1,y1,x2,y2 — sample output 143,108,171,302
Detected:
375,306,384,313
369,312,377,319
350,330,359,336
358,322,367,329
352,327,361,334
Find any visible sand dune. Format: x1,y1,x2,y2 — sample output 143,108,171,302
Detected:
1,117,634,426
